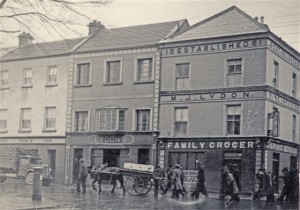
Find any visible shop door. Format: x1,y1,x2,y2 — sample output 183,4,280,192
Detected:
103,149,120,167
72,148,83,184
47,150,56,182
138,149,150,164
272,153,280,193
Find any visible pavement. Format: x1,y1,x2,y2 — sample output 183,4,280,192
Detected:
0,177,299,210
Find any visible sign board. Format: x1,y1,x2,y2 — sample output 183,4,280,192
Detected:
166,141,255,150
124,162,154,172
267,142,298,155
0,138,65,144
87,135,134,145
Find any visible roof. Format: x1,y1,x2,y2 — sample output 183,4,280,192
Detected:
74,20,186,53
0,38,85,62
0,47,16,57
161,6,270,43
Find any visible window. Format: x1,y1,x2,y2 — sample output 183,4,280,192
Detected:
75,111,89,132
76,63,91,86
227,59,242,87
175,63,189,90
174,107,188,136
23,68,32,86
292,115,296,142
20,108,31,130
0,109,7,130
292,73,297,97
1,70,8,87
136,58,153,82
105,60,121,84
273,61,279,89
44,107,56,130
226,105,241,135
97,109,125,131
138,149,150,164
47,66,57,85
136,109,150,131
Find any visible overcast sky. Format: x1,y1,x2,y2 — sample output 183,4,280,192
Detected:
2,0,300,52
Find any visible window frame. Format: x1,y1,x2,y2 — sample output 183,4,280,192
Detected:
134,56,154,83
225,58,243,87
46,66,57,86
134,108,152,131
174,107,188,137
175,63,190,90
0,109,7,132
74,61,92,87
1,70,9,89
97,108,126,131
19,108,31,132
292,73,297,98
225,104,242,136
74,110,89,132
103,58,123,85
43,106,56,132
273,61,279,89
22,68,32,88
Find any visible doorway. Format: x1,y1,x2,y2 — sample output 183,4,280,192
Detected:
138,149,150,164
103,149,120,167
272,153,280,193
47,150,56,182
72,148,83,184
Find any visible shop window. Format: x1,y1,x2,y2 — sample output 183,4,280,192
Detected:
272,61,279,89
1,70,8,87
175,63,189,90
103,149,120,167
91,149,103,166
20,108,31,131
47,66,57,85
97,109,125,131
105,60,121,84
136,58,153,82
290,156,297,170
75,111,89,132
169,152,205,170
76,63,91,86
0,109,7,130
138,149,150,164
44,107,56,130
136,109,150,131
226,105,241,135
227,59,242,87
174,107,188,136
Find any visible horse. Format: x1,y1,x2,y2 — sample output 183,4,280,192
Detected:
87,164,126,195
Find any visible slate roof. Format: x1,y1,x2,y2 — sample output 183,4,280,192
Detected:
74,20,185,53
161,6,270,43
0,38,84,61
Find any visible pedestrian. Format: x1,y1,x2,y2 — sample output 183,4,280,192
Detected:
217,165,228,200
290,168,299,203
252,168,274,201
222,168,240,204
161,164,173,195
77,158,88,194
232,164,241,192
179,166,188,196
277,167,292,202
190,160,209,199
172,164,186,198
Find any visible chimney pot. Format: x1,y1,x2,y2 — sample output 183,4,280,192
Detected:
260,16,264,24
18,32,34,47
254,17,258,21
88,20,105,35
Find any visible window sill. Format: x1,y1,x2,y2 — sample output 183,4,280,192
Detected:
18,129,32,133
42,129,57,132
103,82,122,86
134,80,154,84
45,83,58,87
0,129,8,133
74,84,92,88
21,85,33,88
0,86,9,90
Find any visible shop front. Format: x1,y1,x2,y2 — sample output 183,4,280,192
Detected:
66,132,156,184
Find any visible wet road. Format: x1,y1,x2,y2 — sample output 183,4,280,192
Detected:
0,178,298,210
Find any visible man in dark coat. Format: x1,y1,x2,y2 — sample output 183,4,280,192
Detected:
222,168,240,203
290,168,299,203
253,168,274,202
77,158,88,193
190,161,209,199
277,167,292,202
161,164,173,195
232,164,241,192
172,164,186,198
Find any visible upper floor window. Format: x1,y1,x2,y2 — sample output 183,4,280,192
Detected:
75,111,89,132
136,58,153,82
44,107,56,130
1,70,8,87
226,105,241,135
23,68,32,86
292,115,296,142
227,59,242,87
0,109,7,130
174,107,188,136
97,109,125,131
20,108,31,131
136,109,150,131
105,60,121,84
175,63,189,90
76,63,91,86
47,66,57,85
292,73,297,98
273,61,279,89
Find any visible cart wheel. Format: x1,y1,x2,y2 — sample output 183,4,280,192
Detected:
125,176,144,196
140,178,152,195
25,172,34,185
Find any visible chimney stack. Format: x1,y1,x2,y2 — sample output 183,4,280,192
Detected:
18,32,34,47
260,16,264,24
254,17,259,21
88,20,105,35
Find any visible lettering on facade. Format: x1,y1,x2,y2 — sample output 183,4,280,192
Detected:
163,39,265,56
267,91,300,112
267,142,298,155
87,135,135,145
166,141,255,150
0,138,65,144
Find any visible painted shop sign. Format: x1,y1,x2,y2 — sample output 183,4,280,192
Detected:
0,138,65,144
267,91,300,112
87,135,135,145
163,39,265,56
166,141,255,150
267,142,298,155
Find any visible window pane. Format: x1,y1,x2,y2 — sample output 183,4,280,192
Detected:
48,66,57,83
98,109,125,131
136,110,150,131
137,58,152,81
107,61,120,83
118,110,125,130
226,105,241,135
77,63,90,85
1,71,8,86
45,107,56,129
24,69,32,85
0,109,7,129
21,108,31,129
76,111,88,131
176,64,189,77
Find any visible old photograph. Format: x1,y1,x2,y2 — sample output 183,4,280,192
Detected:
0,0,299,209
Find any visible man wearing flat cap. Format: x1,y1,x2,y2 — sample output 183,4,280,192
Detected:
277,167,292,201
190,160,209,199
77,158,88,193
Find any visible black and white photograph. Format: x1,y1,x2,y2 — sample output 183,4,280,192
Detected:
0,0,299,209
